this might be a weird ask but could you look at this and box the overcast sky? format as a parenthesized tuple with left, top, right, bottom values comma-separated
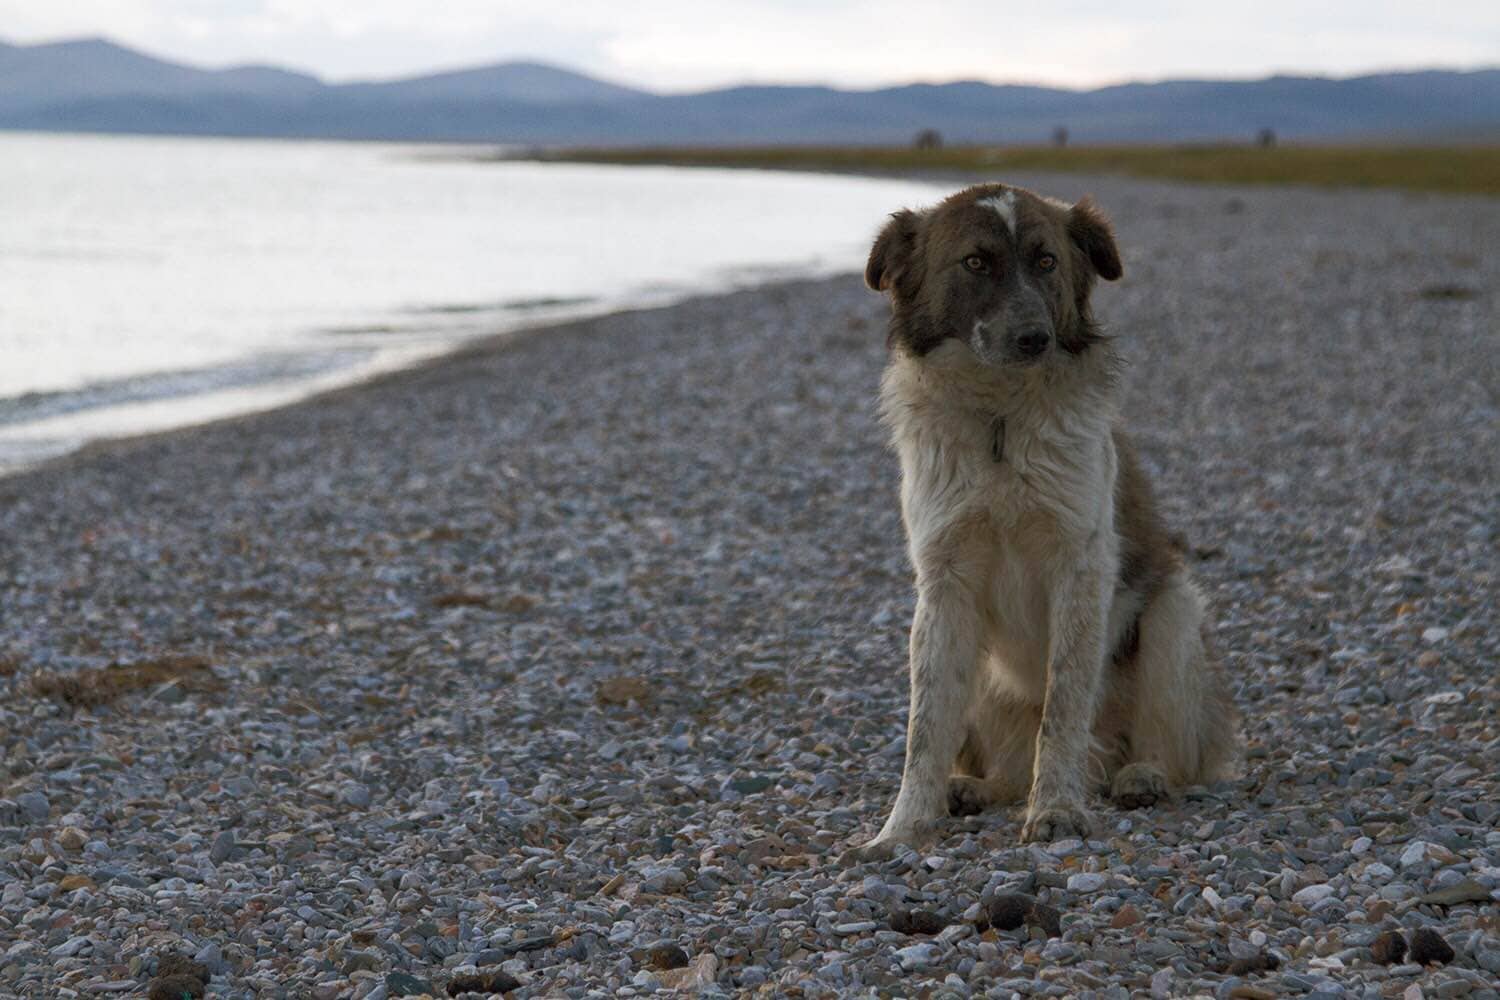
(3, 1, 1497, 91)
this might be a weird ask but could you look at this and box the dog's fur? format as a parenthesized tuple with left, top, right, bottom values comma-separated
(851, 183, 1238, 856)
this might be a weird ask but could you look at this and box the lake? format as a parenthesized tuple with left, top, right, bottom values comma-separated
(0, 132, 940, 472)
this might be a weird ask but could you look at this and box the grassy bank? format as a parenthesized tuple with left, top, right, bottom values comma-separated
(525, 144, 1500, 196)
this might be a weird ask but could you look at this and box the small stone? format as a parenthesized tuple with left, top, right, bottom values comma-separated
(58, 875, 94, 891)
(16, 791, 49, 822)
(1292, 884, 1335, 908)
(208, 829, 236, 864)
(833, 921, 878, 935)
(981, 893, 1031, 931)
(384, 972, 435, 997)
(656, 954, 718, 991)
(55, 826, 87, 851)
(341, 783, 373, 809)
(1409, 928, 1456, 966)
(1067, 873, 1107, 893)
(1229, 988, 1277, 1000)
(156, 954, 209, 983)
(1372, 930, 1408, 964)
(1110, 904, 1142, 928)
(645, 942, 689, 970)
(147, 975, 206, 1000)
(192, 942, 222, 975)
(1401, 841, 1435, 868)
(446, 969, 522, 995)
(1421, 880, 1491, 906)
(1028, 901, 1062, 938)
(895, 942, 939, 971)
(50, 936, 90, 958)
(890, 908, 948, 935)
(1225, 952, 1279, 976)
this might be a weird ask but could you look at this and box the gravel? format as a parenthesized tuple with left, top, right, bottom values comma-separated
(0, 172, 1497, 998)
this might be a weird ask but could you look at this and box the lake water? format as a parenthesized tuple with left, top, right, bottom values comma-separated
(0, 132, 940, 473)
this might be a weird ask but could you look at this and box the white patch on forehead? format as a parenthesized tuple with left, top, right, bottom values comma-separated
(978, 190, 1017, 232)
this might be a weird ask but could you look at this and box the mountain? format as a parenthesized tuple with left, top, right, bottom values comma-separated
(341, 60, 649, 104)
(0, 37, 321, 114)
(2, 35, 1497, 144)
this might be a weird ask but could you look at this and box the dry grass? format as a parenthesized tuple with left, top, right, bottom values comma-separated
(525, 144, 1500, 196)
(30, 655, 221, 708)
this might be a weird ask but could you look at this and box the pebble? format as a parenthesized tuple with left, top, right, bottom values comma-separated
(645, 942, 689, 969)
(16, 791, 49, 822)
(1, 179, 1497, 998)
(208, 829, 236, 864)
(341, 782, 373, 809)
(1372, 930, 1408, 964)
(896, 942, 940, 971)
(890, 908, 948, 935)
(1067, 873, 1108, 893)
(1409, 928, 1457, 966)
(1292, 884, 1335, 908)
(55, 826, 87, 851)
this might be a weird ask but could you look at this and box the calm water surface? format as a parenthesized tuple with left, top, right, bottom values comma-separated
(0, 132, 941, 471)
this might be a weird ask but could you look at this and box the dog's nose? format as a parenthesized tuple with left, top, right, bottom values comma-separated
(1014, 328, 1051, 357)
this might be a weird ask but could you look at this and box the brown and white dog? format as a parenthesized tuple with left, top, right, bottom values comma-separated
(851, 183, 1238, 858)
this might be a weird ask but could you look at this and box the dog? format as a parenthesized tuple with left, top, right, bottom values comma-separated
(850, 183, 1238, 858)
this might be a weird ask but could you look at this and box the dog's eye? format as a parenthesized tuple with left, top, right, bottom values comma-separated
(1036, 253, 1057, 273)
(963, 255, 988, 274)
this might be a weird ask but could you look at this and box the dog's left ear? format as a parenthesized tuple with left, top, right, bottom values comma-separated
(1067, 197, 1123, 281)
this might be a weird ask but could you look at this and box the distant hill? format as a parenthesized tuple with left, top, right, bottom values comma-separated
(0, 37, 322, 114)
(2, 35, 1497, 144)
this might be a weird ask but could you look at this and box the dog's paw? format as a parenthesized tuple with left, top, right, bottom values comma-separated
(840, 837, 900, 865)
(841, 816, 955, 864)
(1020, 801, 1093, 843)
(1111, 762, 1170, 810)
(947, 776, 992, 817)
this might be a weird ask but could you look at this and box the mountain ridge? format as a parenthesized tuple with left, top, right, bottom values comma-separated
(2, 35, 1497, 144)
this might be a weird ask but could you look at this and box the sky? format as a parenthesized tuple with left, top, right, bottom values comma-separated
(2, 1, 1497, 91)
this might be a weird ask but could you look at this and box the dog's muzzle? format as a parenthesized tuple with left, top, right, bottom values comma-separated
(971, 317, 1054, 365)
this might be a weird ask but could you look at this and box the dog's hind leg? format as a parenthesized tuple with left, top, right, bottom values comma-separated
(947, 698, 1040, 816)
(1112, 572, 1239, 807)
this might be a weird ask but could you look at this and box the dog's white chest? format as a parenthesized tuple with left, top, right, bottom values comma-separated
(896, 413, 1109, 556)
(890, 394, 1118, 703)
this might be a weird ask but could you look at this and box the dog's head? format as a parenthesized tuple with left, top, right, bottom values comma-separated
(865, 184, 1122, 366)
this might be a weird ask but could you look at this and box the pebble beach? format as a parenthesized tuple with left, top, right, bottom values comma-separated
(1, 171, 1497, 999)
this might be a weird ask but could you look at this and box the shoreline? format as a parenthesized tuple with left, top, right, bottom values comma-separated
(0, 281, 710, 482)
(1, 172, 1496, 997)
(0, 136, 943, 479)
(0, 279, 798, 485)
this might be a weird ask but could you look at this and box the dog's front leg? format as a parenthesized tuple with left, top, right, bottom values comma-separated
(1021, 565, 1109, 842)
(849, 575, 980, 861)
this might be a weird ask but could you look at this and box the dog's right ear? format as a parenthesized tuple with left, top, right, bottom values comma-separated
(865, 209, 921, 295)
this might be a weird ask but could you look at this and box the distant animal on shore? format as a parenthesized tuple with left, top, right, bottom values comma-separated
(849, 183, 1239, 858)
